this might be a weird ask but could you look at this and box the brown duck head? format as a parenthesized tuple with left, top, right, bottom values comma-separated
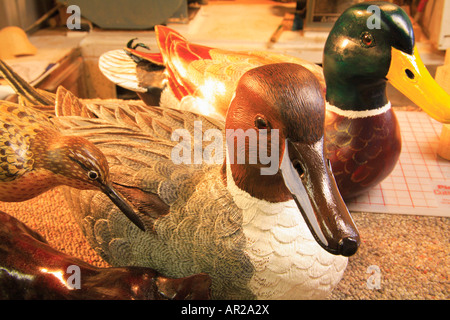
(224, 63, 360, 256)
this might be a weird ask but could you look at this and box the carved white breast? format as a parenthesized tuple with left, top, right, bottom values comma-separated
(225, 162, 348, 299)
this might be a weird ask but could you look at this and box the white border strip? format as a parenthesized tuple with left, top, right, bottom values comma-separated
(326, 101, 391, 119)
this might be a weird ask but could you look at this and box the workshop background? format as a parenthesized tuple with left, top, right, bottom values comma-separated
(0, 0, 448, 300)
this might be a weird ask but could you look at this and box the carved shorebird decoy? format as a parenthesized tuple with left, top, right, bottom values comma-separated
(0, 98, 145, 231)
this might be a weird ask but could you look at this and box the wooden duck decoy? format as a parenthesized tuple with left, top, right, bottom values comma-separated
(0, 210, 211, 299)
(99, 2, 450, 199)
(39, 63, 360, 299)
(0, 92, 145, 231)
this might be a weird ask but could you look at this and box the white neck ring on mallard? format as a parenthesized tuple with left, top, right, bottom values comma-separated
(326, 101, 392, 119)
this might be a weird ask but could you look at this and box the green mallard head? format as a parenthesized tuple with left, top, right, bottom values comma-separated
(323, 1, 450, 123)
(323, 2, 413, 110)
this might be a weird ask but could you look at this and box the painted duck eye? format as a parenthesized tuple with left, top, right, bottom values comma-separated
(88, 170, 99, 180)
(361, 32, 375, 47)
(255, 116, 269, 129)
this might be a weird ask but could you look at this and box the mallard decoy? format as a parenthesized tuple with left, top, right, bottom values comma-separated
(0, 98, 145, 231)
(0, 210, 211, 299)
(47, 63, 360, 299)
(99, 2, 450, 199)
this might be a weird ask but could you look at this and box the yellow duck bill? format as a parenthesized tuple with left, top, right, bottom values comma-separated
(280, 139, 360, 257)
(387, 46, 450, 124)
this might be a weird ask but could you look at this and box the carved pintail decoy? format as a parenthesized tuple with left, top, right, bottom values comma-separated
(0, 99, 145, 231)
(46, 63, 360, 299)
(99, 2, 450, 199)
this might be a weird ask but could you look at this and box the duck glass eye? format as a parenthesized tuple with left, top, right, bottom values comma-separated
(88, 170, 99, 180)
(361, 32, 375, 47)
(255, 116, 268, 129)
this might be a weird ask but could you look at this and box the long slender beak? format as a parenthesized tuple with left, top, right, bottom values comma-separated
(280, 139, 360, 256)
(387, 46, 450, 124)
(101, 183, 146, 231)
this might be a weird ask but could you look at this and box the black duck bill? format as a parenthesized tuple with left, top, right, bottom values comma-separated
(280, 138, 360, 257)
(100, 183, 146, 231)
